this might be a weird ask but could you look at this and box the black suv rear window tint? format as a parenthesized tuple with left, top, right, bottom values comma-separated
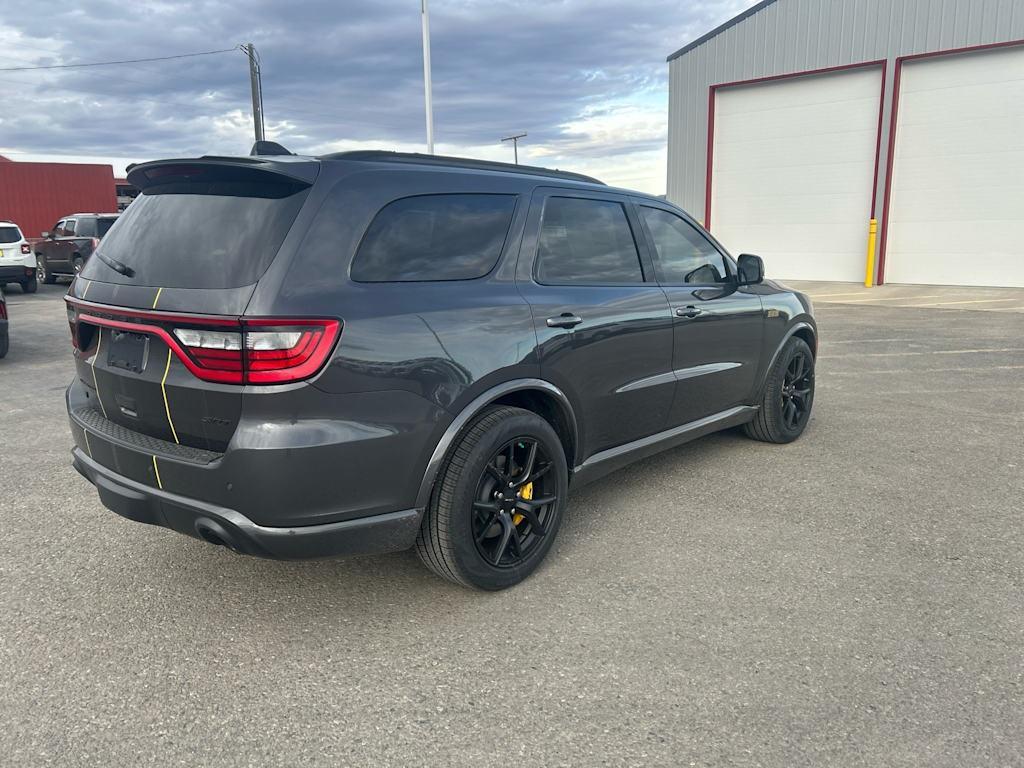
(535, 197, 644, 284)
(81, 186, 309, 289)
(352, 194, 517, 282)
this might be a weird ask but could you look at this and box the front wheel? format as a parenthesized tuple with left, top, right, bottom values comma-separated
(416, 406, 568, 590)
(744, 336, 816, 444)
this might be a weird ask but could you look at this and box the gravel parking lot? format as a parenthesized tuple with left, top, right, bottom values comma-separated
(2, 284, 1022, 767)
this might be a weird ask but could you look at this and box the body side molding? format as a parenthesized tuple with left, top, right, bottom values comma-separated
(615, 362, 742, 394)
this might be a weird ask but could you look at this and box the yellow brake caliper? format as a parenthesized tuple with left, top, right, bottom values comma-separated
(514, 482, 533, 526)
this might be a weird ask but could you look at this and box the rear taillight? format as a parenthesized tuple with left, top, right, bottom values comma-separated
(20, 243, 30, 255)
(66, 297, 341, 385)
(172, 319, 340, 384)
(0, 301, 7, 321)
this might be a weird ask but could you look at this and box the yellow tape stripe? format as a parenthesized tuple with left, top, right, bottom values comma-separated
(83, 429, 92, 459)
(152, 455, 163, 489)
(91, 330, 108, 418)
(152, 286, 163, 309)
(161, 347, 180, 444)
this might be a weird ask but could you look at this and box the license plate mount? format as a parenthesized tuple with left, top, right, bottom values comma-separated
(107, 330, 149, 374)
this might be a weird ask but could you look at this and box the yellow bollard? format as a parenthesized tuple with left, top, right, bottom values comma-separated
(864, 218, 878, 288)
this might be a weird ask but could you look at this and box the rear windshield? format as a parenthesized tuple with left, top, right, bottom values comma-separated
(81, 186, 309, 288)
(0, 226, 22, 243)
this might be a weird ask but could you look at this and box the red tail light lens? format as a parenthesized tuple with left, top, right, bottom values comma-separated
(21, 243, 31, 255)
(172, 321, 339, 383)
(65, 298, 341, 385)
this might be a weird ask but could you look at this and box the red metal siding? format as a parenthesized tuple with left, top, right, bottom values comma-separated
(0, 162, 118, 238)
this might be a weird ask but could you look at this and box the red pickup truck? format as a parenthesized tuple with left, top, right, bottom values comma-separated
(34, 213, 119, 283)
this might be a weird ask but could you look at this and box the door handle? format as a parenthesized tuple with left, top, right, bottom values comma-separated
(675, 306, 703, 319)
(546, 313, 583, 329)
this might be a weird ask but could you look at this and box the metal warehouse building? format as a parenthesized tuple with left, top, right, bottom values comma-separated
(666, 0, 1024, 287)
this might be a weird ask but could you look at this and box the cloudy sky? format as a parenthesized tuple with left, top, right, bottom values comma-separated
(0, 0, 757, 193)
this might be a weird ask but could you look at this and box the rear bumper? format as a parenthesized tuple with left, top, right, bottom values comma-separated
(72, 447, 422, 559)
(0, 263, 35, 281)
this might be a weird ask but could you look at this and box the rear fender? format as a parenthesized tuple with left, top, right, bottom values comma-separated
(414, 379, 578, 509)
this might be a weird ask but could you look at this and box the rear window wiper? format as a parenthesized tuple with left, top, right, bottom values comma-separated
(96, 251, 135, 278)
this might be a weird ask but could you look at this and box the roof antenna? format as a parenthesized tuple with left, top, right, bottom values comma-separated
(251, 140, 293, 156)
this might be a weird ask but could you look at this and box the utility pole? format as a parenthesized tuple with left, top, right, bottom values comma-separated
(421, 0, 435, 154)
(243, 42, 265, 142)
(501, 132, 527, 164)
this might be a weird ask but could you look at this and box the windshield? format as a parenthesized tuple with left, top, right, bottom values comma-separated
(81, 186, 309, 288)
(0, 226, 22, 244)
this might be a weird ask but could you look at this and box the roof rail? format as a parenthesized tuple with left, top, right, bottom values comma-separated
(324, 150, 605, 185)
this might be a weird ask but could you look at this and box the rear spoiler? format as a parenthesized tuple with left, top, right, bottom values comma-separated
(126, 156, 319, 193)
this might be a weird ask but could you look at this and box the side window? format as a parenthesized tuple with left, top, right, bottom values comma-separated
(351, 194, 517, 282)
(53, 220, 65, 236)
(63, 219, 77, 236)
(76, 219, 96, 237)
(535, 197, 644, 284)
(641, 207, 730, 285)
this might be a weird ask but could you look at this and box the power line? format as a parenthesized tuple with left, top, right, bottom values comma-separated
(0, 47, 241, 72)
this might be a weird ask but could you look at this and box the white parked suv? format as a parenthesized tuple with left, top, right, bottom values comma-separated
(0, 221, 37, 293)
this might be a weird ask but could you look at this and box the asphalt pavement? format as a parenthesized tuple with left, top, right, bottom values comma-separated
(1, 283, 1022, 767)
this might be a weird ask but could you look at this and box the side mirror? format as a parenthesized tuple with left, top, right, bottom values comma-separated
(737, 253, 764, 285)
(41, 231, 51, 239)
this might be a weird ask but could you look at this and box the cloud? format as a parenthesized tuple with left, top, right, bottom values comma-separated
(0, 1, 759, 194)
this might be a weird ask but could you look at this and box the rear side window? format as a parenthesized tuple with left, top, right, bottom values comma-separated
(0, 226, 21, 243)
(97, 218, 117, 238)
(82, 185, 309, 289)
(76, 219, 96, 237)
(535, 197, 644, 284)
(352, 194, 516, 282)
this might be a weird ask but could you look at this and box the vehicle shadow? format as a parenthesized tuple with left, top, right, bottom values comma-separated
(124, 427, 761, 634)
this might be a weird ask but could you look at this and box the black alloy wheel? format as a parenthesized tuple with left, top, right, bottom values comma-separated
(780, 348, 813, 431)
(416, 405, 568, 590)
(744, 336, 815, 444)
(472, 438, 557, 568)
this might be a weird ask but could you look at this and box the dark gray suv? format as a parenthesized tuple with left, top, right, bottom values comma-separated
(65, 147, 817, 590)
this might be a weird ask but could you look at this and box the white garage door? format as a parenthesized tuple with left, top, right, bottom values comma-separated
(885, 45, 1024, 288)
(710, 67, 882, 282)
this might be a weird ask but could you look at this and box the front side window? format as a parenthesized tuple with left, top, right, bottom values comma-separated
(535, 197, 644, 284)
(63, 219, 77, 236)
(52, 220, 65, 236)
(351, 194, 517, 282)
(641, 207, 730, 284)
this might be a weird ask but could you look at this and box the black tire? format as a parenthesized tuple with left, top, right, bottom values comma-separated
(38, 258, 56, 285)
(21, 276, 37, 294)
(0, 329, 8, 359)
(744, 337, 815, 444)
(415, 405, 568, 590)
